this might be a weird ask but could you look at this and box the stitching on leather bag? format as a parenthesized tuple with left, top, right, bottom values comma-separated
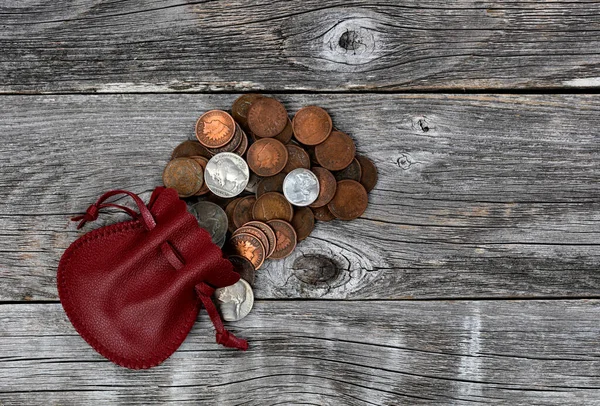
(58, 218, 200, 369)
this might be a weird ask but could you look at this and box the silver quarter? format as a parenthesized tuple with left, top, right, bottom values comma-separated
(189, 201, 228, 248)
(214, 278, 254, 321)
(205, 152, 249, 198)
(283, 168, 320, 206)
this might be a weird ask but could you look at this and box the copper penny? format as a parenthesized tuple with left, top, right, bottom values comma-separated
(309, 167, 337, 208)
(292, 106, 332, 146)
(334, 157, 362, 182)
(195, 110, 236, 148)
(232, 195, 256, 229)
(256, 173, 286, 197)
(232, 128, 249, 156)
(291, 206, 315, 242)
(314, 130, 356, 171)
(356, 155, 378, 192)
(229, 233, 266, 269)
(243, 220, 277, 258)
(282, 144, 311, 174)
(233, 225, 270, 257)
(267, 220, 297, 259)
(225, 197, 243, 233)
(311, 205, 336, 222)
(253, 192, 294, 222)
(246, 138, 289, 177)
(327, 180, 368, 220)
(162, 157, 203, 198)
(228, 255, 256, 286)
(272, 117, 293, 144)
(206, 123, 243, 155)
(171, 140, 211, 160)
(247, 97, 288, 138)
(190, 156, 210, 196)
(231, 94, 263, 130)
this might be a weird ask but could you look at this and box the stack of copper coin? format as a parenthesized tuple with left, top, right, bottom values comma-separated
(163, 95, 377, 320)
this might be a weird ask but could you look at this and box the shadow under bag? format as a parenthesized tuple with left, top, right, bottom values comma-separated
(57, 186, 247, 370)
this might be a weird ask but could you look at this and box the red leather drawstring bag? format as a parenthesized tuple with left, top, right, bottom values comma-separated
(57, 186, 247, 370)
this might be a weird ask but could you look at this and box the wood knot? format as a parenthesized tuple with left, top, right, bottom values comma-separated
(292, 254, 340, 285)
(397, 153, 413, 170)
(282, 10, 385, 73)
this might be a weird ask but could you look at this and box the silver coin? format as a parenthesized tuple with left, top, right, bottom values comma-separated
(204, 152, 249, 198)
(244, 172, 262, 194)
(214, 278, 254, 321)
(283, 168, 320, 206)
(189, 201, 228, 247)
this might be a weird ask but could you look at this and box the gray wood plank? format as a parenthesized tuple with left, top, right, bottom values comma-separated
(1, 300, 600, 405)
(0, 93, 599, 301)
(1, 1, 600, 92)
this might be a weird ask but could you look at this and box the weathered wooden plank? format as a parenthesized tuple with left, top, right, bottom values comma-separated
(1, 1, 600, 92)
(1, 300, 600, 405)
(0, 93, 599, 301)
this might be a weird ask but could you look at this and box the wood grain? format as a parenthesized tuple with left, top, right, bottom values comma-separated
(0, 93, 598, 301)
(1, 300, 599, 405)
(1, 1, 600, 92)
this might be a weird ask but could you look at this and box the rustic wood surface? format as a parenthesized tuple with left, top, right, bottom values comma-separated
(1, 0, 600, 404)
(2, 300, 600, 405)
(1, 1, 600, 92)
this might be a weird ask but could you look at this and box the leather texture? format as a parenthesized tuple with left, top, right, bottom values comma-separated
(58, 187, 247, 370)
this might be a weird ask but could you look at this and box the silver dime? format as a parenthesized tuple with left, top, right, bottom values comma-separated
(189, 201, 228, 248)
(205, 152, 249, 198)
(283, 168, 320, 206)
(214, 278, 254, 322)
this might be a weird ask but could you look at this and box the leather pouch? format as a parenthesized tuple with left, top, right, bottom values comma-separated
(57, 187, 247, 370)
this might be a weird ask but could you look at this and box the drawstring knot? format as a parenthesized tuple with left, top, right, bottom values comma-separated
(196, 282, 248, 351)
(71, 204, 100, 229)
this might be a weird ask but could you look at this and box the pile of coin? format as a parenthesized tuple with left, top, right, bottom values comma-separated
(162, 94, 377, 321)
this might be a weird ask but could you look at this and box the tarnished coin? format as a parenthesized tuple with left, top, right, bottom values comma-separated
(225, 197, 243, 233)
(162, 157, 204, 198)
(231, 94, 263, 130)
(253, 192, 294, 222)
(292, 106, 332, 146)
(171, 140, 211, 160)
(243, 221, 277, 258)
(328, 180, 368, 220)
(291, 206, 315, 242)
(205, 152, 249, 198)
(334, 157, 362, 182)
(246, 138, 289, 177)
(282, 144, 311, 174)
(273, 117, 293, 144)
(206, 123, 243, 155)
(356, 155, 378, 192)
(267, 220, 297, 259)
(228, 255, 256, 286)
(233, 225, 270, 257)
(312, 205, 336, 222)
(189, 201, 228, 248)
(247, 97, 288, 138)
(256, 173, 286, 197)
(190, 156, 210, 196)
(309, 167, 337, 208)
(283, 168, 320, 207)
(232, 128, 249, 156)
(233, 195, 256, 229)
(195, 110, 236, 148)
(229, 233, 266, 269)
(214, 278, 254, 322)
(315, 130, 356, 171)
(245, 173, 262, 194)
